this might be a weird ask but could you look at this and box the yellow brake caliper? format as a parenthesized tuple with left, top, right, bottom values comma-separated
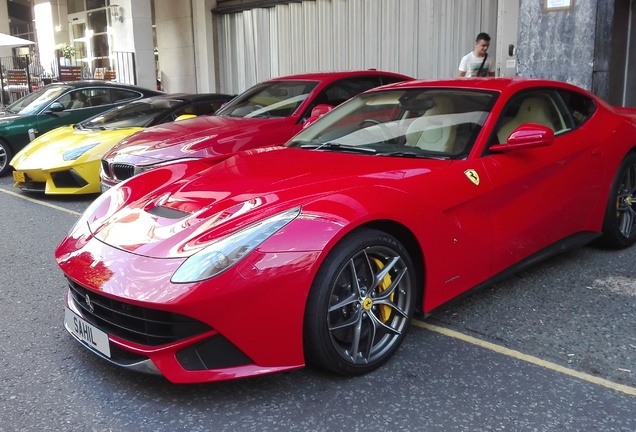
(371, 258, 394, 322)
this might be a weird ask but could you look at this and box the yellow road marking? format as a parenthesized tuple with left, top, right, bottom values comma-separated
(413, 320, 636, 397)
(0, 187, 82, 216)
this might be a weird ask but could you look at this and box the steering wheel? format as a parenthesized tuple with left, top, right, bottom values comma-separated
(250, 104, 270, 118)
(359, 119, 393, 143)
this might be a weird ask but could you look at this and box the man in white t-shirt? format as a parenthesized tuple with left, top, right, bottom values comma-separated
(457, 33, 494, 77)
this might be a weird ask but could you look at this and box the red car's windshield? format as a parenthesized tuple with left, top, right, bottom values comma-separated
(215, 80, 318, 118)
(289, 88, 498, 159)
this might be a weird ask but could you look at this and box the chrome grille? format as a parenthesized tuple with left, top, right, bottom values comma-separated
(111, 163, 136, 181)
(67, 278, 212, 346)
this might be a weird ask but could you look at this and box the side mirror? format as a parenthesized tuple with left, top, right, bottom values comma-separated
(303, 104, 335, 129)
(48, 102, 65, 113)
(490, 123, 554, 152)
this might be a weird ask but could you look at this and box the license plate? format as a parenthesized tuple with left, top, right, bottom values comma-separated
(12, 171, 25, 183)
(64, 308, 111, 358)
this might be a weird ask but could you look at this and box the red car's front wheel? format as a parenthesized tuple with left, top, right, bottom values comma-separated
(303, 228, 416, 375)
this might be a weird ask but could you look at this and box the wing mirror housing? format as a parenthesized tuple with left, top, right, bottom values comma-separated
(47, 102, 65, 113)
(303, 104, 335, 129)
(490, 123, 554, 152)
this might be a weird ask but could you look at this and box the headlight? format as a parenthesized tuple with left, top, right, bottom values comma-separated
(63, 143, 99, 161)
(133, 158, 199, 176)
(171, 206, 301, 283)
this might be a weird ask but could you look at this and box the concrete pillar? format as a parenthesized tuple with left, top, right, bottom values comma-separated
(155, 0, 196, 93)
(109, 0, 155, 90)
(0, 0, 11, 57)
(192, 0, 219, 92)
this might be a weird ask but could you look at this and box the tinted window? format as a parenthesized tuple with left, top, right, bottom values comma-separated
(80, 99, 183, 128)
(111, 89, 142, 103)
(558, 90, 596, 127)
(182, 100, 227, 116)
(56, 89, 91, 110)
(380, 75, 409, 86)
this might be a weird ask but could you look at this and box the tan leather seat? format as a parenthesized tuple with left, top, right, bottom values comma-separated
(405, 96, 456, 152)
(497, 97, 555, 143)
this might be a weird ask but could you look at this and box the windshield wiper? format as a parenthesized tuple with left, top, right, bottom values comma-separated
(379, 150, 449, 159)
(299, 142, 377, 154)
(377, 150, 427, 158)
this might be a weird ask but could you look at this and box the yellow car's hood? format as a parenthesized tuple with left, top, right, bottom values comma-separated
(11, 125, 143, 170)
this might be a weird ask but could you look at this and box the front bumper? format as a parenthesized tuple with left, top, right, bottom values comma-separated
(57, 232, 316, 383)
(13, 160, 101, 195)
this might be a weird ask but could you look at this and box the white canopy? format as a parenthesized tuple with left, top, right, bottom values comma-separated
(0, 33, 35, 48)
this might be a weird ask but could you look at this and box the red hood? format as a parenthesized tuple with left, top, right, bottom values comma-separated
(103, 115, 301, 166)
(80, 147, 451, 259)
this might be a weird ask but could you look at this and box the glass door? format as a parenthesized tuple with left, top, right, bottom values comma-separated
(68, 14, 87, 73)
(68, 6, 112, 79)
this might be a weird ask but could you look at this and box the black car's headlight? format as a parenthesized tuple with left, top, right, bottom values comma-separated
(171, 206, 301, 283)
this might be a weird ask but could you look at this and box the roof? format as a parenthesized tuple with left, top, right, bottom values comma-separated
(381, 77, 594, 97)
(153, 92, 236, 102)
(269, 69, 413, 82)
(45, 80, 164, 95)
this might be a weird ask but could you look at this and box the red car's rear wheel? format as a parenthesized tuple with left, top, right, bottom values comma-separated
(599, 152, 636, 248)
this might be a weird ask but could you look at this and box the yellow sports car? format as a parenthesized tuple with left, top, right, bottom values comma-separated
(10, 92, 234, 194)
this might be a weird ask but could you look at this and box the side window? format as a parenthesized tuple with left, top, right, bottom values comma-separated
(57, 90, 95, 110)
(185, 100, 225, 116)
(111, 89, 142, 103)
(83, 89, 110, 108)
(379, 75, 408, 86)
(302, 77, 382, 119)
(494, 91, 566, 144)
(557, 90, 596, 128)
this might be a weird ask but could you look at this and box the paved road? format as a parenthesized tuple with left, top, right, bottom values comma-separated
(0, 176, 635, 431)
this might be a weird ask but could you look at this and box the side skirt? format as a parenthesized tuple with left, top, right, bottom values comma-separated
(419, 231, 602, 318)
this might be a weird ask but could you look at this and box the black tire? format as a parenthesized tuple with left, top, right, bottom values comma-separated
(598, 152, 636, 248)
(0, 139, 12, 177)
(303, 228, 416, 375)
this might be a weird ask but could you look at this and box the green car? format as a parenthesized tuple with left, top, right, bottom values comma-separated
(0, 81, 162, 176)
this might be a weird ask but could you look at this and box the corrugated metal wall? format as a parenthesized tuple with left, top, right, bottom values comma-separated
(216, 0, 498, 94)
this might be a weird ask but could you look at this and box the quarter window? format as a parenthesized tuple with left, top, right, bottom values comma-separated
(557, 90, 596, 127)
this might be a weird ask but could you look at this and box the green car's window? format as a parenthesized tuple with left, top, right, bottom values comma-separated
(111, 89, 143, 103)
(5, 86, 69, 115)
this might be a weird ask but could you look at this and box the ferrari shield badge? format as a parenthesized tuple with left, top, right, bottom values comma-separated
(464, 169, 480, 185)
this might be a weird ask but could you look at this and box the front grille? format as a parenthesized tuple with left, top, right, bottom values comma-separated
(111, 163, 136, 181)
(100, 160, 109, 176)
(51, 169, 88, 188)
(18, 181, 45, 192)
(67, 278, 212, 346)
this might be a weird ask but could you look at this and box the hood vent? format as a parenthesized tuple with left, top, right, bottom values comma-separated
(147, 206, 191, 219)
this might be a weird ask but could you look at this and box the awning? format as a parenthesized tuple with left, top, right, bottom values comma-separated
(0, 33, 35, 48)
